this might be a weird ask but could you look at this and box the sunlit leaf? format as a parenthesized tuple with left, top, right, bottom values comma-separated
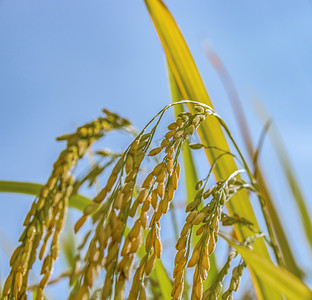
(222, 234, 312, 300)
(0, 181, 90, 211)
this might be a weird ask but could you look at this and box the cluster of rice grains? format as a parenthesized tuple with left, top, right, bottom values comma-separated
(4, 102, 253, 300)
(70, 103, 211, 300)
(172, 167, 249, 300)
(2, 110, 131, 300)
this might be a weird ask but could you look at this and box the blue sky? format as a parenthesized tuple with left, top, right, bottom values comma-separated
(0, 0, 312, 294)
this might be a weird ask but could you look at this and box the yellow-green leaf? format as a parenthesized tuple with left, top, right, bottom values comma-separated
(154, 260, 172, 300)
(0, 180, 90, 211)
(222, 234, 312, 300)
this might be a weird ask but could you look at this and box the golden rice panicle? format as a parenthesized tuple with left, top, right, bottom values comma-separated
(114, 273, 127, 300)
(72, 134, 149, 299)
(73, 207, 123, 299)
(171, 222, 192, 299)
(38, 185, 70, 293)
(127, 255, 148, 300)
(75, 133, 145, 236)
(4, 109, 131, 299)
(172, 181, 223, 300)
(172, 188, 208, 300)
(202, 251, 236, 300)
(221, 262, 246, 300)
(127, 221, 161, 299)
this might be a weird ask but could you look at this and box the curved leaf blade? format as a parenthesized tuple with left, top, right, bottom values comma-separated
(222, 234, 312, 300)
(0, 180, 90, 211)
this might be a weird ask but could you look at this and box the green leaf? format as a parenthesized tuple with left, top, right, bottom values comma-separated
(154, 260, 172, 300)
(0, 180, 90, 211)
(222, 234, 312, 300)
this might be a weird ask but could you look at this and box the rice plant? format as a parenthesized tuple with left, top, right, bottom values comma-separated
(1, 1, 311, 299)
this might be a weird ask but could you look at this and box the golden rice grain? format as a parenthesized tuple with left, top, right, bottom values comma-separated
(187, 248, 200, 268)
(166, 159, 174, 174)
(156, 168, 167, 182)
(176, 118, 184, 128)
(152, 163, 164, 176)
(85, 264, 97, 286)
(167, 122, 178, 130)
(176, 236, 188, 251)
(165, 130, 175, 139)
(142, 196, 151, 212)
(192, 211, 206, 225)
(193, 277, 203, 299)
(139, 287, 147, 300)
(106, 173, 117, 192)
(129, 138, 140, 155)
(173, 130, 184, 140)
(161, 196, 170, 214)
(208, 235, 216, 255)
(180, 224, 191, 237)
(154, 236, 163, 258)
(161, 138, 170, 148)
(140, 211, 148, 229)
(129, 236, 142, 253)
(151, 190, 158, 210)
(156, 182, 165, 198)
(129, 220, 141, 240)
(137, 189, 149, 204)
(2, 273, 13, 296)
(148, 147, 163, 156)
(186, 211, 197, 223)
(145, 252, 156, 275)
(125, 154, 134, 174)
(171, 170, 178, 190)
(142, 173, 154, 189)
(174, 249, 186, 265)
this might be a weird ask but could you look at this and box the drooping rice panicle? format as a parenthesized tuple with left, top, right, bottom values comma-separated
(221, 261, 246, 300)
(126, 105, 210, 299)
(2, 110, 131, 299)
(3, 101, 279, 300)
(172, 166, 253, 300)
(202, 251, 237, 300)
(68, 103, 210, 299)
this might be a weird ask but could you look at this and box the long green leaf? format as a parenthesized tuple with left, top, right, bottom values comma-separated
(154, 260, 172, 300)
(144, 1, 281, 298)
(222, 234, 312, 300)
(0, 180, 90, 211)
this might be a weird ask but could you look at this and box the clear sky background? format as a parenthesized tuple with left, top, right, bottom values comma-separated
(0, 0, 312, 295)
